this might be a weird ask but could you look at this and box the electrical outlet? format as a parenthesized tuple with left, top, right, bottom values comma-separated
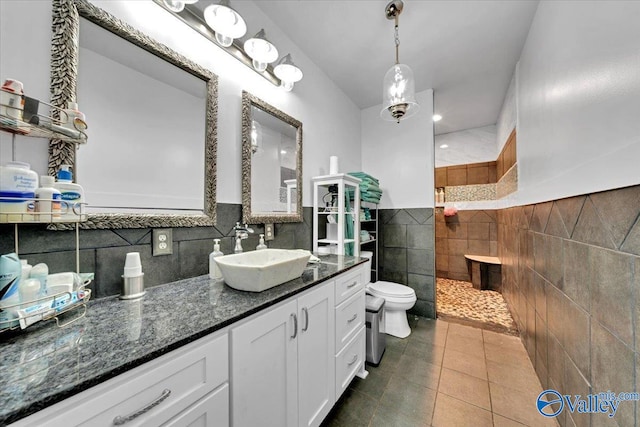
(152, 228, 173, 256)
(264, 223, 275, 241)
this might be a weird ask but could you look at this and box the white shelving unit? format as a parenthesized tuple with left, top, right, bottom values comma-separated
(312, 174, 361, 257)
(359, 201, 378, 282)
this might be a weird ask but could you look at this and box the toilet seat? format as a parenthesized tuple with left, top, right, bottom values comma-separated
(367, 281, 416, 299)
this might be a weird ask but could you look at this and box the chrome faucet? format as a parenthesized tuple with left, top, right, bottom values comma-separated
(234, 222, 254, 253)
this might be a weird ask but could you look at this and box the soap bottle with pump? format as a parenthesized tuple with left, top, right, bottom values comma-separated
(209, 239, 223, 280)
(53, 165, 84, 221)
(256, 234, 267, 250)
(35, 176, 62, 221)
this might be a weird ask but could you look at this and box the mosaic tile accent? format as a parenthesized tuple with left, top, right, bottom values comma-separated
(436, 278, 517, 335)
(445, 184, 497, 202)
(496, 164, 518, 199)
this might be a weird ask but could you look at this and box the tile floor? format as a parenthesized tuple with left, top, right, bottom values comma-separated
(322, 317, 559, 427)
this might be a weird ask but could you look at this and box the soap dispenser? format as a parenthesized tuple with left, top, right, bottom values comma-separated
(256, 234, 267, 250)
(209, 239, 223, 280)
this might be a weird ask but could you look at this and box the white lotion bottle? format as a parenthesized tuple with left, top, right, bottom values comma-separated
(54, 165, 84, 221)
(209, 239, 223, 280)
(35, 176, 62, 221)
(256, 234, 267, 250)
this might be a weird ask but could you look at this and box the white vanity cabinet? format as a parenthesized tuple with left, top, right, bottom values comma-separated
(11, 331, 230, 427)
(231, 281, 335, 427)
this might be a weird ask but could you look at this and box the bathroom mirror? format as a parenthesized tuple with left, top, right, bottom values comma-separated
(49, 0, 217, 229)
(241, 91, 302, 224)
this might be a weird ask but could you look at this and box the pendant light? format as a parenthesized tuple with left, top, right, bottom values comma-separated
(203, 0, 247, 48)
(244, 29, 279, 72)
(380, 0, 419, 123)
(162, 0, 198, 13)
(274, 54, 303, 91)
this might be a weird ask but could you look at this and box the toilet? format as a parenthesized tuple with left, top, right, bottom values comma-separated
(366, 281, 416, 338)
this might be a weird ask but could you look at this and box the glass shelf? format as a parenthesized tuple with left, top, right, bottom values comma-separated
(317, 238, 355, 244)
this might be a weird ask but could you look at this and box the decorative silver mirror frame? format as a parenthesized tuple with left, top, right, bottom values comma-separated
(49, 0, 217, 229)
(241, 91, 303, 224)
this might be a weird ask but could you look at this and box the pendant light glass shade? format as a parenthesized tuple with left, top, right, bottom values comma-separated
(274, 54, 303, 91)
(381, 63, 419, 122)
(244, 29, 279, 72)
(204, 0, 247, 48)
(163, 0, 197, 13)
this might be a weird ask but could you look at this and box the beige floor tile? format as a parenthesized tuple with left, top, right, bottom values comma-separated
(431, 393, 493, 427)
(404, 340, 446, 366)
(447, 322, 484, 342)
(490, 382, 558, 426)
(492, 414, 528, 427)
(438, 367, 491, 410)
(395, 354, 442, 390)
(378, 375, 437, 425)
(442, 347, 488, 380)
(486, 359, 541, 394)
(411, 320, 449, 346)
(446, 332, 486, 355)
(484, 341, 531, 368)
(483, 329, 523, 346)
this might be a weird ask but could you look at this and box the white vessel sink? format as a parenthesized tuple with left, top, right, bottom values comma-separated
(215, 249, 311, 292)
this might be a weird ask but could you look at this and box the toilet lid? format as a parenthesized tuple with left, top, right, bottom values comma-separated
(367, 281, 415, 298)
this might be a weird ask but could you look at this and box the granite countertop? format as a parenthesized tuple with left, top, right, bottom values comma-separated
(0, 255, 366, 425)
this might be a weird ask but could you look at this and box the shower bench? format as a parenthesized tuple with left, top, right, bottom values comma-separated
(464, 255, 502, 291)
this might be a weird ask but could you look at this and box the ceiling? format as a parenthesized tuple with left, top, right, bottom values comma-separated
(253, 0, 539, 135)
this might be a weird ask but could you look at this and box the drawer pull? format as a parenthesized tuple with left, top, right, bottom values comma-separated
(302, 307, 309, 332)
(113, 388, 171, 425)
(347, 280, 359, 289)
(291, 313, 298, 339)
(347, 354, 358, 366)
(347, 313, 358, 323)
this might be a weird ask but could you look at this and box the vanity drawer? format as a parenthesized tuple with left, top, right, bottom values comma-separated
(14, 332, 229, 427)
(335, 268, 364, 305)
(335, 326, 365, 399)
(335, 291, 365, 351)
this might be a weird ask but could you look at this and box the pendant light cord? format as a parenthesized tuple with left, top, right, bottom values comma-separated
(394, 16, 400, 64)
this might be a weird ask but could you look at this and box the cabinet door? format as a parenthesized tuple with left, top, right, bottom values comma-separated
(161, 383, 229, 427)
(231, 299, 298, 427)
(297, 283, 335, 427)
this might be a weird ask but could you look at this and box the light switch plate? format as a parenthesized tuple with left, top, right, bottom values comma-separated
(152, 228, 173, 256)
(264, 224, 275, 241)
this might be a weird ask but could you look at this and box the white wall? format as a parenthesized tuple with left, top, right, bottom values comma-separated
(361, 89, 434, 209)
(0, 0, 361, 207)
(514, 0, 640, 205)
(496, 72, 516, 151)
(434, 125, 497, 168)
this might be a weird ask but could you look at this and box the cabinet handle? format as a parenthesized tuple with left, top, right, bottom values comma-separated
(347, 313, 358, 323)
(347, 354, 358, 366)
(347, 280, 358, 288)
(113, 389, 171, 425)
(302, 307, 309, 332)
(291, 313, 298, 339)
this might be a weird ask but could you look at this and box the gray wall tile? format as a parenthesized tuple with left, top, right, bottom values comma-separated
(589, 246, 634, 347)
(407, 249, 434, 276)
(407, 224, 433, 249)
(564, 357, 591, 427)
(555, 195, 586, 238)
(408, 273, 435, 302)
(563, 240, 591, 312)
(545, 203, 570, 239)
(383, 224, 407, 248)
(621, 220, 640, 255)
(383, 247, 407, 273)
(530, 201, 552, 232)
(572, 197, 616, 250)
(590, 185, 640, 248)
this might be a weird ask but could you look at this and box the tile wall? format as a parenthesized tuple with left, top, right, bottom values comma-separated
(379, 208, 436, 318)
(498, 184, 640, 427)
(435, 210, 498, 283)
(0, 204, 313, 299)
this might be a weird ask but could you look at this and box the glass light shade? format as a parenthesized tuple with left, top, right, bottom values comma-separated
(274, 54, 303, 84)
(163, 0, 197, 13)
(204, 2, 247, 47)
(280, 81, 294, 92)
(244, 30, 279, 65)
(380, 63, 419, 122)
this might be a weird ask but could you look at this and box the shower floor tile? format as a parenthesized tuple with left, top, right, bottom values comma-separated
(436, 278, 517, 335)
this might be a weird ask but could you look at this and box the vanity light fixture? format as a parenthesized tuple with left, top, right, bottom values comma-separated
(203, 0, 246, 48)
(433, 114, 442, 122)
(244, 29, 279, 72)
(439, 144, 449, 149)
(380, 0, 419, 123)
(274, 54, 303, 91)
(162, 0, 198, 13)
